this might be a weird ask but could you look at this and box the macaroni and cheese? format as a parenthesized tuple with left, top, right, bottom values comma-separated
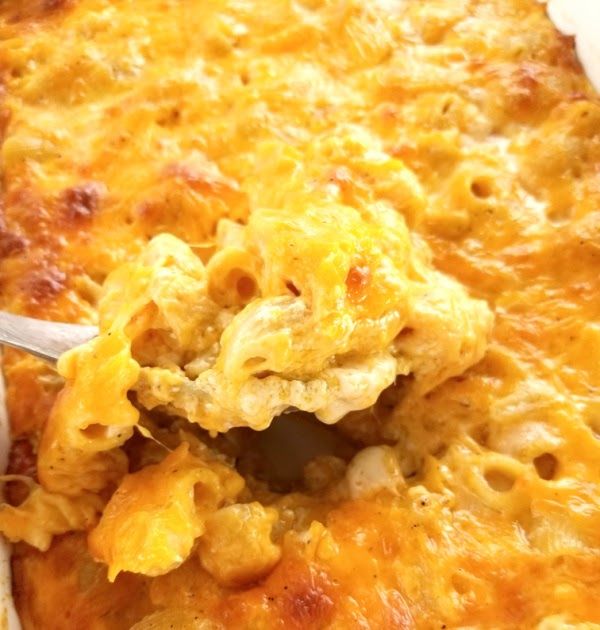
(0, 0, 599, 628)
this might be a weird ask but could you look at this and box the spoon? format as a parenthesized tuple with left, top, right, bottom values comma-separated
(0, 311, 98, 363)
(0, 312, 353, 484)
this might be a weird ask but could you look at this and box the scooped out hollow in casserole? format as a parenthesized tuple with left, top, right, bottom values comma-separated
(1, 0, 600, 628)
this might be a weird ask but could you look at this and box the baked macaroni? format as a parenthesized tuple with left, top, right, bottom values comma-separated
(0, 0, 599, 628)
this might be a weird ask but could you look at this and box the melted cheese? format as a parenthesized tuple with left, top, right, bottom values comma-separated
(88, 444, 244, 580)
(0, 0, 599, 628)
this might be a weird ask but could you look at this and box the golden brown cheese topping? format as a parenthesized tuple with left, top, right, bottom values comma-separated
(1, 0, 600, 628)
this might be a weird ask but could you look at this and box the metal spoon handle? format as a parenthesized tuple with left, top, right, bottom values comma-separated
(0, 311, 98, 362)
